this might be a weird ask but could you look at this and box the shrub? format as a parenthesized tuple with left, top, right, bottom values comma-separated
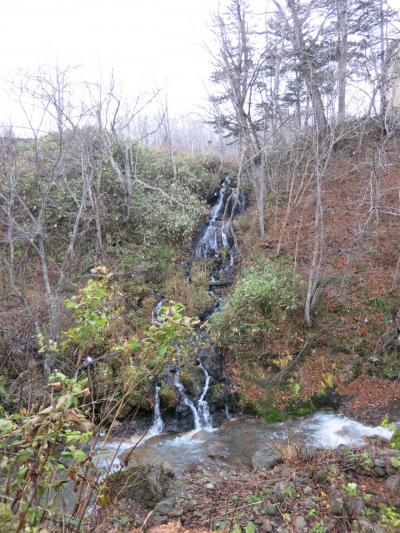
(212, 258, 302, 356)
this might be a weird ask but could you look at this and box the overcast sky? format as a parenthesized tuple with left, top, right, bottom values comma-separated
(1, 0, 400, 127)
(0, 0, 222, 120)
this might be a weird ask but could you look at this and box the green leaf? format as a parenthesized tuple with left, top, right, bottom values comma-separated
(129, 339, 140, 350)
(245, 522, 256, 533)
(72, 449, 86, 461)
(0, 419, 14, 433)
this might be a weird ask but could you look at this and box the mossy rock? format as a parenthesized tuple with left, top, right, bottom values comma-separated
(208, 383, 230, 409)
(159, 383, 180, 410)
(119, 392, 153, 419)
(243, 396, 288, 422)
(180, 366, 205, 397)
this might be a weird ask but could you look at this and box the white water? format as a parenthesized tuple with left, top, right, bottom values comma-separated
(151, 298, 165, 324)
(304, 412, 393, 448)
(147, 385, 164, 438)
(195, 177, 230, 258)
(97, 412, 394, 474)
(174, 371, 202, 431)
(197, 361, 213, 430)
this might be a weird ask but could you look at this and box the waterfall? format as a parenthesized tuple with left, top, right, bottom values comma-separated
(147, 385, 164, 438)
(174, 371, 202, 431)
(151, 298, 165, 324)
(197, 361, 213, 430)
(195, 177, 230, 258)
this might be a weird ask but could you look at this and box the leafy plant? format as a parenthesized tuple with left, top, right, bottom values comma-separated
(211, 258, 302, 355)
(0, 373, 94, 530)
(343, 482, 358, 496)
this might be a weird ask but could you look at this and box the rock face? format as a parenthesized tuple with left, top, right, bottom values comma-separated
(252, 448, 283, 471)
(107, 463, 174, 508)
(179, 366, 205, 397)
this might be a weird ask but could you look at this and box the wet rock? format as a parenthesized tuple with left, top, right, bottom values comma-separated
(252, 448, 283, 471)
(207, 383, 230, 411)
(107, 463, 174, 508)
(180, 366, 205, 397)
(159, 384, 179, 412)
(374, 459, 386, 468)
(328, 495, 344, 515)
(374, 467, 386, 477)
(346, 496, 366, 517)
(386, 474, 400, 494)
(294, 515, 307, 530)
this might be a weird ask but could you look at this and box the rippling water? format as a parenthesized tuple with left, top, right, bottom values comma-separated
(96, 411, 392, 474)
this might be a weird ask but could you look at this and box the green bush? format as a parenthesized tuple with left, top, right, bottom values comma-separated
(212, 258, 302, 356)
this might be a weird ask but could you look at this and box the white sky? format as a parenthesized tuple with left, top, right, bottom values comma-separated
(0, 0, 399, 128)
(0, 0, 221, 120)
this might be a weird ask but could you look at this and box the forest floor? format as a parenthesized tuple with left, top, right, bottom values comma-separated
(104, 439, 400, 532)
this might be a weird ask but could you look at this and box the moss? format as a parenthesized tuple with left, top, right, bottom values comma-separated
(180, 366, 205, 397)
(159, 383, 179, 410)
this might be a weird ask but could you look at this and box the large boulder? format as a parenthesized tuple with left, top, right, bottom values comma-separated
(252, 447, 283, 471)
(180, 366, 205, 397)
(107, 463, 174, 508)
(159, 383, 180, 412)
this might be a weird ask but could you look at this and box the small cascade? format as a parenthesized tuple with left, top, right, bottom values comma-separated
(197, 361, 213, 430)
(147, 385, 164, 438)
(224, 403, 232, 420)
(195, 177, 230, 258)
(151, 298, 165, 324)
(174, 371, 202, 431)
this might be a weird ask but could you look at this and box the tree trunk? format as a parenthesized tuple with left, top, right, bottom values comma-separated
(337, 0, 348, 121)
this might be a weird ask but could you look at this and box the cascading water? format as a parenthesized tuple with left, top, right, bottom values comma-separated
(147, 385, 164, 438)
(197, 361, 213, 430)
(151, 298, 165, 324)
(195, 177, 231, 259)
(147, 176, 244, 433)
(174, 371, 202, 431)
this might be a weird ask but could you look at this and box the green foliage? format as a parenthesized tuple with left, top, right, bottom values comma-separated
(382, 415, 399, 449)
(140, 302, 200, 368)
(63, 266, 112, 352)
(0, 373, 93, 530)
(379, 505, 400, 528)
(212, 258, 302, 356)
(343, 482, 358, 496)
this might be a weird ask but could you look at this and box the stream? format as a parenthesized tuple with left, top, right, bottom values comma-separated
(96, 412, 392, 475)
(95, 177, 394, 479)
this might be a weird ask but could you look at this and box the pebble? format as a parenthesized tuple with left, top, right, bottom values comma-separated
(374, 459, 386, 468)
(170, 508, 184, 517)
(305, 497, 314, 509)
(346, 496, 366, 517)
(205, 482, 215, 490)
(328, 495, 344, 515)
(294, 515, 307, 530)
(303, 485, 313, 495)
(264, 503, 277, 516)
(374, 467, 386, 477)
(260, 518, 274, 532)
